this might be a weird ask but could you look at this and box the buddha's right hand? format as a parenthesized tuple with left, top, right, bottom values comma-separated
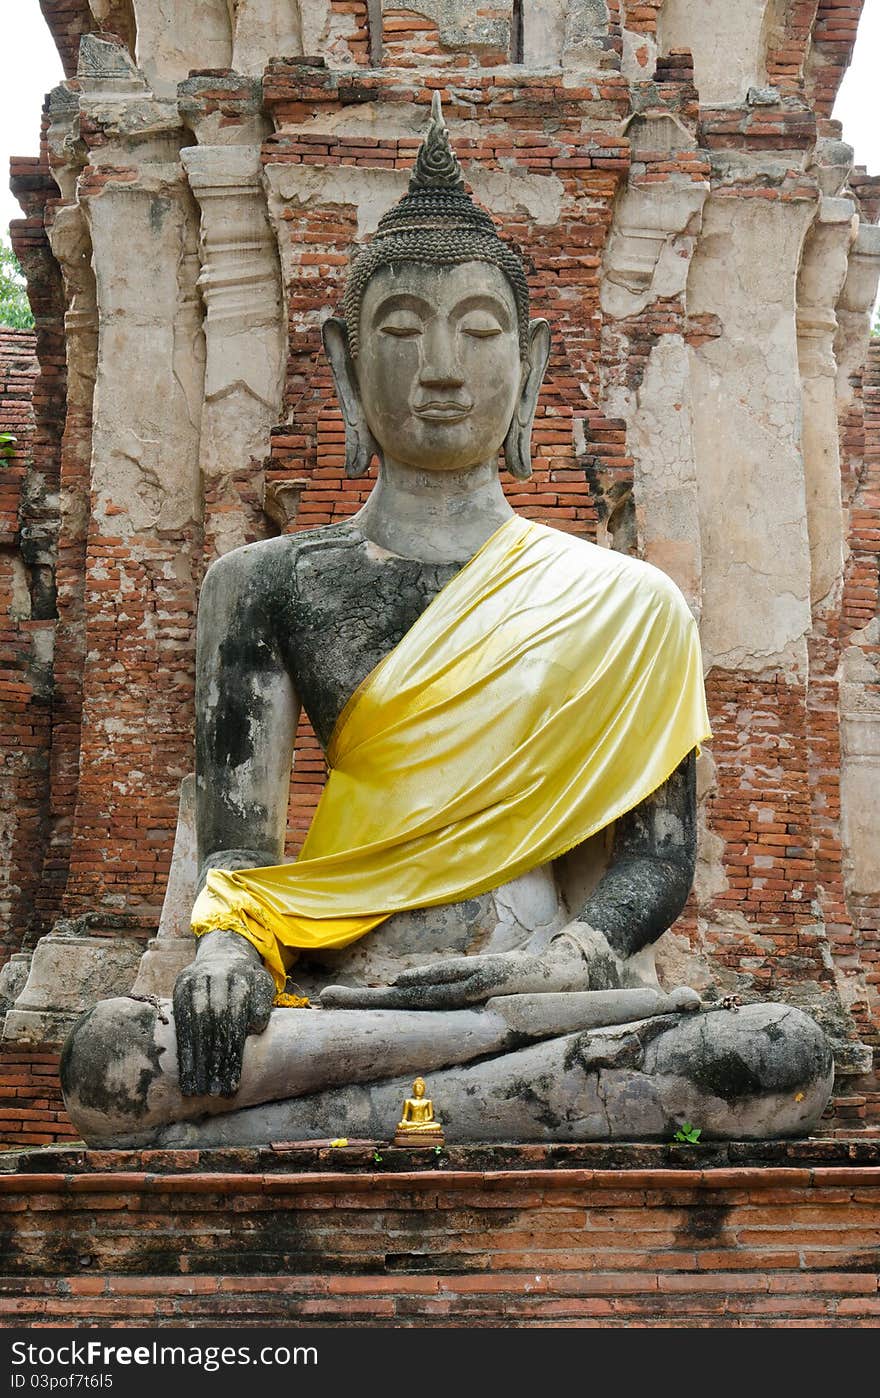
(172, 929, 275, 1098)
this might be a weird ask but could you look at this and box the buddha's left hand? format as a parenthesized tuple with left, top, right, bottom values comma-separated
(389, 940, 589, 1009)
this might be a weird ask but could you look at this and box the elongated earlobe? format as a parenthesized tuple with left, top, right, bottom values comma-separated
(322, 317, 380, 478)
(504, 319, 551, 480)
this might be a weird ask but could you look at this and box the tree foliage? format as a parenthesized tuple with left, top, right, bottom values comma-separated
(0, 238, 35, 330)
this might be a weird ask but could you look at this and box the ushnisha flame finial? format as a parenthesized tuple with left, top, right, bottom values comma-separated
(409, 93, 465, 193)
(370, 93, 498, 245)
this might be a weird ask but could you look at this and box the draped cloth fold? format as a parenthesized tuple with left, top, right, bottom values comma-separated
(191, 515, 712, 990)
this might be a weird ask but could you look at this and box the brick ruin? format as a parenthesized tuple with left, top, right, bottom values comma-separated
(1, 1, 879, 1149)
(2, 1142, 880, 1326)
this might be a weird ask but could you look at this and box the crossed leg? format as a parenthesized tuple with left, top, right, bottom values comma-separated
(60, 993, 832, 1148)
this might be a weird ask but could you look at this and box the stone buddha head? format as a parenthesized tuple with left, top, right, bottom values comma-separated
(323, 94, 551, 481)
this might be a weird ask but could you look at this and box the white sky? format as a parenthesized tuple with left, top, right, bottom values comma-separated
(0, 0, 878, 237)
(0, 0, 64, 236)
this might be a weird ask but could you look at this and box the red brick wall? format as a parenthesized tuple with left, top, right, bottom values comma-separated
(0, 328, 50, 965)
(0, 4, 876, 1148)
(0, 1050, 76, 1148)
(766, 0, 821, 95)
(381, 7, 512, 67)
(622, 1, 664, 37)
(4, 139, 72, 957)
(0, 1155, 877, 1325)
(806, 0, 866, 117)
(37, 0, 93, 78)
(0, 337, 77, 1155)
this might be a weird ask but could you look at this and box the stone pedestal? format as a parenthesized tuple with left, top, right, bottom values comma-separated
(2, 931, 143, 1049)
(0, 953, 33, 1015)
(0, 1143, 878, 1325)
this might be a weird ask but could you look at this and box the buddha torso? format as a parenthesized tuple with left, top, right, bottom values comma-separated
(280, 519, 460, 747)
(243, 518, 588, 992)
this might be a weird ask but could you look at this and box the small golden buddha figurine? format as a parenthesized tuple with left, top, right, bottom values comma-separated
(394, 1076, 445, 1147)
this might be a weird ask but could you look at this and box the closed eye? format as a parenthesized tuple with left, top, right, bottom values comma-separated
(460, 319, 503, 338)
(379, 321, 422, 337)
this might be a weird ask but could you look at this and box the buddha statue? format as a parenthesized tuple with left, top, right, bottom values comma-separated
(60, 97, 833, 1148)
(395, 1077, 444, 1146)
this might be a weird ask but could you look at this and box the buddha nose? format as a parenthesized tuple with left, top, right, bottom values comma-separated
(419, 320, 465, 388)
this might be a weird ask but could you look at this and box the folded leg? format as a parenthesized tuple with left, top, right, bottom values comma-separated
(142, 1003, 832, 1148)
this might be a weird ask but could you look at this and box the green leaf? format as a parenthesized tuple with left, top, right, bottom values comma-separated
(672, 1121, 702, 1144)
(0, 239, 34, 330)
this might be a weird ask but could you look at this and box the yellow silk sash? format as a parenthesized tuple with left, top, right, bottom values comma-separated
(190, 515, 712, 990)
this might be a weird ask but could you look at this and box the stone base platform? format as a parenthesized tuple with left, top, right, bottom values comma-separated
(1, 1142, 879, 1327)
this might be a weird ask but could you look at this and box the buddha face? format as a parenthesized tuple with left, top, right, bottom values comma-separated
(413, 1078, 426, 1098)
(355, 261, 523, 473)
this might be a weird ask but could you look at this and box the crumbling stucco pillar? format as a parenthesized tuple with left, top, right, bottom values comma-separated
(686, 193, 816, 676)
(4, 41, 206, 1050)
(130, 0, 232, 97)
(42, 94, 101, 963)
(229, 0, 305, 73)
(600, 111, 709, 614)
(835, 223, 880, 411)
(837, 224, 880, 913)
(181, 143, 286, 561)
(796, 194, 858, 612)
(658, 0, 776, 105)
(521, 0, 621, 71)
(840, 626, 880, 903)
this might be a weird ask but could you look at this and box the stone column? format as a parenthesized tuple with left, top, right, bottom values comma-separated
(42, 95, 100, 950)
(600, 111, 709, 614)
(229, 0, 305, 74)
(796, 194, 858, 612)
(686, 193, 816, 677)
(840, 627, 880, 904)
(181, 143, 286, 561)
(837, 234, 880, 913)
(683, 188, 854, 1059)
(835, 223, 880, 412)
(4, 40, 206, 1049)
(658, 0, 775, 104)
(72, 170, 204, 885)
(130, 0, 232, 96)
(521, 0, 617, 69)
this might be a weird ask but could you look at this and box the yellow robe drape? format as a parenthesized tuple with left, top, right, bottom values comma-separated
(191, 515, 712, 990)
